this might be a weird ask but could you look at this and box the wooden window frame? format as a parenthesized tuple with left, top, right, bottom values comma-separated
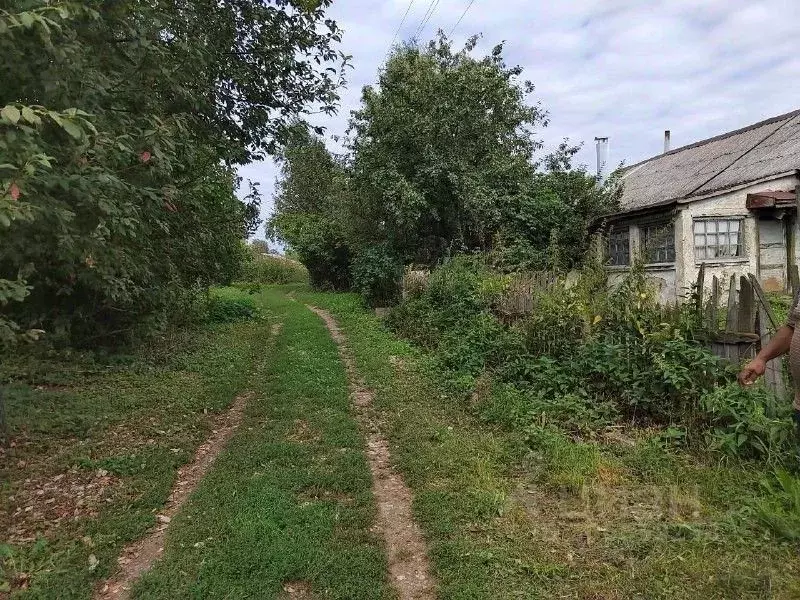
(607, 227, 631, 266)
(642, 220, 676, 264)
(693, 217, 745, 261)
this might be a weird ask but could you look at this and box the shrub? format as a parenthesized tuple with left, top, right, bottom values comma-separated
(701, 382, 796, 463)
(206, 289, 258, 324)
(387, 255, 800, 464)
(351, 244, 402, 307)
(240, 254, 308, 285)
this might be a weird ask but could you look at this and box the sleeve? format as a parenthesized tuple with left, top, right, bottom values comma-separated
(787, 289, 800, 328)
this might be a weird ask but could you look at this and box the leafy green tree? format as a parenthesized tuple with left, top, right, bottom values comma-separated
(0, 1, 345, 345)
(492, 141, 621, 271)
(347, 34, 545, 267)
(268, 125, 352, 290)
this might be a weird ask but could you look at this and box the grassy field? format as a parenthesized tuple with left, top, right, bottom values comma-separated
(0, 296, 272, 598)
(298, 289, 800, 600)
(4, 284, 800, 599)
(132, 287, 389, 599)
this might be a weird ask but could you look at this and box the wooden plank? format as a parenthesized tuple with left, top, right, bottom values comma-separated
(695, 263, 706, 317)
(791, 264, 800, 296)
(737, 275, 755, 333)
(725, 275, 737, 332)
(707, 275, 720, 330)
(748, 273, 779, 330)
(757, 306, 788, 400)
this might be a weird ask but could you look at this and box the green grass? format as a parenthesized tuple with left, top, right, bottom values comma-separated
(1, 307, 270, 598)
(297, 289, 800, 600)
(132, 287, 390, 599)
(5, 283, 800, 599)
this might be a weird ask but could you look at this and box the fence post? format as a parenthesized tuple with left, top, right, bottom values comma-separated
(725, 274, 737, 332)
(737, 275, 755, 333)
(695, 263, 706, 318)
(707, 275, 720, 329)
(748, 273, 778, 330)
(757, 306, 788, 399)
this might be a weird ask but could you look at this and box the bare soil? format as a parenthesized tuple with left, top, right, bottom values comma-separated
(308, 306, 436, 600)
(279, 580, 315, 599)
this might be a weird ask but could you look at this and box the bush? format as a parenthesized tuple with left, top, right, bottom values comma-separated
(701, 382, 796, 463)
(387, 254, 800, 463)
(206, 289, 258, 324)
(240, 254, 308, 285)
(351, 245, 402, 307)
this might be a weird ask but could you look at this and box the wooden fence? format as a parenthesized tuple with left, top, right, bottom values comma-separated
(495, 272, 558, 321)
(694, 265, 790, 398)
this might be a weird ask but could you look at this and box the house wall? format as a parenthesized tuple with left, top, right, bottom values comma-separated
(677, 175, 799, 300)
(606, 174, 799, 304)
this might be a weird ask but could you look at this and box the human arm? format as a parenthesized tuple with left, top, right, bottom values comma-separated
(737, 325, 794, 386)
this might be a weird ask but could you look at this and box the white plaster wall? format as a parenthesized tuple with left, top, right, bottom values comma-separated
(677, 174, 799, 300)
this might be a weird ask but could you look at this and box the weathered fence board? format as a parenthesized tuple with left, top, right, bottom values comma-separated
(695, 270, 789, 399)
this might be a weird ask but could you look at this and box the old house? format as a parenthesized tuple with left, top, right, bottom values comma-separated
(599, 109, 800, 303)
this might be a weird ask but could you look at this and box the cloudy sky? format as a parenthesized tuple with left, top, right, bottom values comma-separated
(241, 0, 800, 240)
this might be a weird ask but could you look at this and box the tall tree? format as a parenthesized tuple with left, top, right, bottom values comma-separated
(347, 34, 546, 266)
(0, 1, 346, 345)
(268, 125, 352, 290)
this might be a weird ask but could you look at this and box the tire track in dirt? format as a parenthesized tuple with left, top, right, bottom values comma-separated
(307, 306, 436, 600)
(94, 323, 282, 600)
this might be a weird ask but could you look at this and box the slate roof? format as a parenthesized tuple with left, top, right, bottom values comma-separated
(618, 109, 800, 213)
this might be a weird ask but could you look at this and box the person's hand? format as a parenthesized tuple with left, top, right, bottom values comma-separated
(738, 358, 766, 386)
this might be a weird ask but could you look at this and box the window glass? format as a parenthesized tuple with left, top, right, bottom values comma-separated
(608, 228, 630, 266)
(693, 218, 744, 260)
(643, 221, 675, 263)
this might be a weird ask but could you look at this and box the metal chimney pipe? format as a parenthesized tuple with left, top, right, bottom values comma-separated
(664, 130, 671, 154)
(595, 137, 609, 183)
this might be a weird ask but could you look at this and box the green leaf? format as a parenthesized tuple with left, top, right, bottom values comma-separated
(1, 105, 21, 124)
(61, 120, 83, 140)
(21, 106, 40, 125)
(19, 12, 35, 28)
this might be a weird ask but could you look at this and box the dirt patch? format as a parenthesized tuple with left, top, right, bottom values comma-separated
(93, 390, 254, 600)
(280, 580, 315, 599)
(286, 419, 322, 444)
(307, 306, 436, 600)
(4, 468, 118, 544)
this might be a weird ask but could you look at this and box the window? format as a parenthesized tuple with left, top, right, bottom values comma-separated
(643, 221, 675, 263)
(693, 218, 743, 260)
(608, 228, 630, 266)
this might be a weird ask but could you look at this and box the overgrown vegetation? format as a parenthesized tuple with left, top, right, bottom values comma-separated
(238, 243, 309, 286)
(270, 35, 618, 304)
(300, 288, 800, 599)
(387, 256, 799, 467)
(1, 0, 345, 347)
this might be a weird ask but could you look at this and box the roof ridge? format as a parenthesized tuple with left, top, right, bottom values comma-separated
(622, 107, 800, 172)
(683, 111, 800, 198)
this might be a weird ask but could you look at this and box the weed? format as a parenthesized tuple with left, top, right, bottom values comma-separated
(205, 288, 258, 323)
(754, 469, 800, 542)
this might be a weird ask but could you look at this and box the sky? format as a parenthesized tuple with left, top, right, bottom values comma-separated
(240, 0, 800, 242)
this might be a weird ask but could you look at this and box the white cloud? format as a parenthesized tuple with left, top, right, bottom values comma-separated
(240, 0, 800, 238)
